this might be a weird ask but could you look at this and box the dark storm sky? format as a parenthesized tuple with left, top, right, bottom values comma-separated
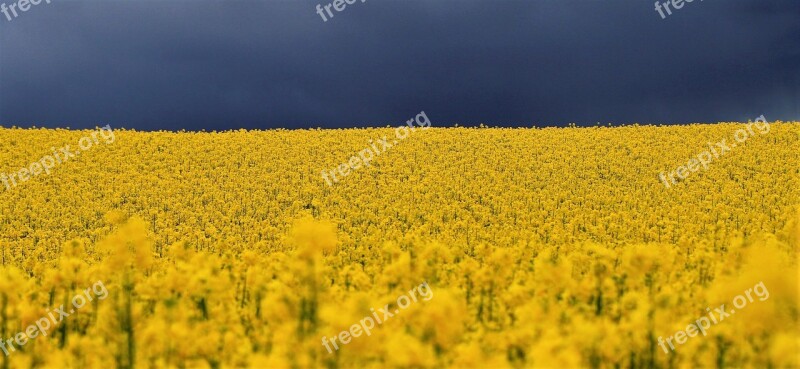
(0, 0, 798, 130)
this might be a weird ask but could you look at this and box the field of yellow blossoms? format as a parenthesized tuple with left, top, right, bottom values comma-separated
(0, 122, 798, 369)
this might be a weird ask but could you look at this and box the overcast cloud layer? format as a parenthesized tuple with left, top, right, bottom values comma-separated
(0, 0, 798, 130)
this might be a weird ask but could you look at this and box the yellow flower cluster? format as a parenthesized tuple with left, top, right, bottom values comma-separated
(0, 122, 797, 368)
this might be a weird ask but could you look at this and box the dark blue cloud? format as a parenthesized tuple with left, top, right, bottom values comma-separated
(0, 0, 797, 130)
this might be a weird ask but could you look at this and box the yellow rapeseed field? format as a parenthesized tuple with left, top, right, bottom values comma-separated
(0, 122, 798, 368)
